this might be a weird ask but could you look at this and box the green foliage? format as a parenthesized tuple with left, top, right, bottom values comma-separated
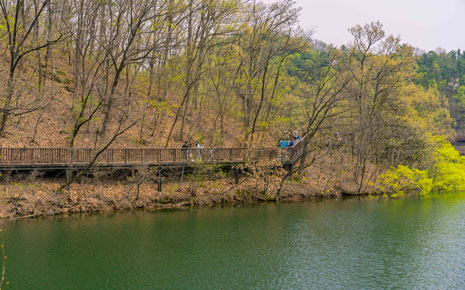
(0, 15, 18, 36)
(416, 49, 465, 90)
(430, 139, 465, 192)
(377, 137, 465, 196)
(399, 84, 454, 137)
(455, 85, 465, 108)
(146, 99, 171, 112)
(377, 165, 432, 197)
(415, 49, 465, 134)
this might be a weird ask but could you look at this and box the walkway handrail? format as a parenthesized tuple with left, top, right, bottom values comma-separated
(287, 139, 305, 164)
(0, 147, 281, 166)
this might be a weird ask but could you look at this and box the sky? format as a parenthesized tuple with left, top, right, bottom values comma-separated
(261, 0, 465, 52)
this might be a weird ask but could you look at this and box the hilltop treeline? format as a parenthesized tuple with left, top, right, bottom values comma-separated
(416, 49, 465, 136)
(0, 0, 461, 194)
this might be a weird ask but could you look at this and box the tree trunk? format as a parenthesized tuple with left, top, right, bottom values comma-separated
(0, 71, 15, 137)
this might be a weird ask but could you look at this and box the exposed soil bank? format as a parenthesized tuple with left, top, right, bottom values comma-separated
(0, 177, 361, 219)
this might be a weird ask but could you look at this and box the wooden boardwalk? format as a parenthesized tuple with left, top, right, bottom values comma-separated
(0, 142, 304, 171)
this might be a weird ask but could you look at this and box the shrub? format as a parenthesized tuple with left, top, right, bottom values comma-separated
(376, 165, 432, 197)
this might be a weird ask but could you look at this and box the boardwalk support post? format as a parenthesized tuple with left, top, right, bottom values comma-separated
(157, 167, 162, 192)
(283, 163, 293, 172)
(65, 169, 71, 190)
(233, 167, 240, 184)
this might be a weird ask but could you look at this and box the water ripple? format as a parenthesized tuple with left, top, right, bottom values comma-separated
(1, 194, 465, 289)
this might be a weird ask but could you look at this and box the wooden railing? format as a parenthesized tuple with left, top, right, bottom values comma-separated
(288, 139, 305, 164)
(0, 147, 285, 167)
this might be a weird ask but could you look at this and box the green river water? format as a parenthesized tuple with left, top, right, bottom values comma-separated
(1, 193, 465, 289)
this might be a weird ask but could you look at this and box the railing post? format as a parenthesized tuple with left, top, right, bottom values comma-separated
(71, 148, 74, 167)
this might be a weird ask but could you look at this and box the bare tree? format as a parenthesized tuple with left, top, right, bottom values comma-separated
(99, 0, 164, 136)
(165, 0, 243, 146)
(234, 0, 300, 143)
(344, 21, 416, 192)
(0, 0, 62, 136)
(275, 48, 349, 199)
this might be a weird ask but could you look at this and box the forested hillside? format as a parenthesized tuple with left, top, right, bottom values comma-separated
(0, 0, 463, 195)
(416, 49, 465, 139)
(0, 0, 306, 148)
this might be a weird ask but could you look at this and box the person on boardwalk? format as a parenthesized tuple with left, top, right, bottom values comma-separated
(196, 142, 204, 160)
(279, 138, 290, 161)
(182, 142, 189, 161)
(293, 131, 301, 143)
(188, 143, 193, 160)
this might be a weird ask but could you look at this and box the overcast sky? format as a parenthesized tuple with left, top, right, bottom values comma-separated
(261, 0, 465, 52)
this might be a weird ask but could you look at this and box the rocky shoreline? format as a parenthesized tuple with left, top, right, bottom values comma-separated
(0, 178, 351, 219)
